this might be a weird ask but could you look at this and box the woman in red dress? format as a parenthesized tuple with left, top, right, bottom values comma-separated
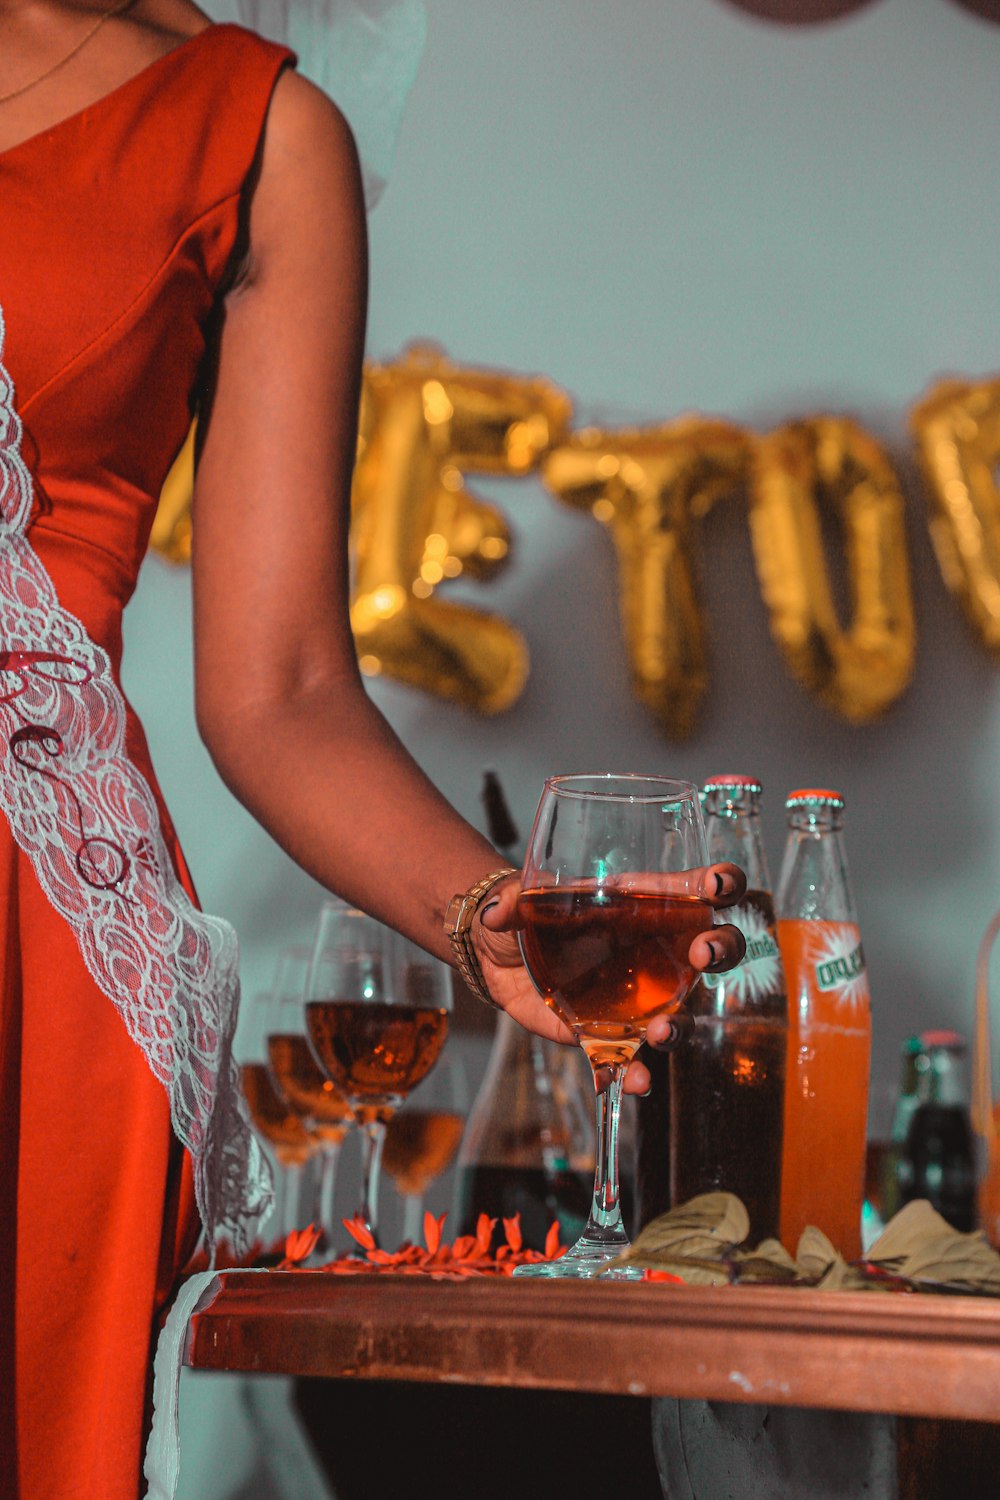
(0, 4, 745, 1496)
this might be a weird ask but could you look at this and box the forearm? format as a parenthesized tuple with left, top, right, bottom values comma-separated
(201, 676, 509, 963)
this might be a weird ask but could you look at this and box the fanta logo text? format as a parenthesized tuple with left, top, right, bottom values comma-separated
(816, 943, 866, 992)
(744, 933, 780, 965)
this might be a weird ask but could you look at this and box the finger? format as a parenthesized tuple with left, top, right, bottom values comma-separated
(500, 991, 577, 1046)
(689, 922, 746, 974)
(646, 1009, 694, 1051)
(624, 1056, 652, 1095)
(477, 875, 522, 933)
(699, 863, 747, 908)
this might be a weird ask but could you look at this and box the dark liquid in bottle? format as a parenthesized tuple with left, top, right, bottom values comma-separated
(636, 887, 787, 1242)
(669, 1015, 786, 1242)
(454, 1163, 594, 1251)
(899, 1104, 978, 1233)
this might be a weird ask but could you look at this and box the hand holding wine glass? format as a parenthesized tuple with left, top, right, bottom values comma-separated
(508, 773, 743, 1278)
(472, 848, 747, 1099)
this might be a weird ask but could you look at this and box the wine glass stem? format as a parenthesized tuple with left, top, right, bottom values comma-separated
(288, 1158, 321, 1234)
(589, 1062, 626, 1233)
(402, 1192, 424, 1245)
(317, 1143, 341, 1244)
(360, 1119, 387, 1246)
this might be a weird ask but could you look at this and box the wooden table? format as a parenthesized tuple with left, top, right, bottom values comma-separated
(187, 1272, 1000, 1422)
(186, 1274, 1000, 1499)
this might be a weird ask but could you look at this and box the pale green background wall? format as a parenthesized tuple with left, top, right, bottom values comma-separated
(125, 0, 1000, 1176)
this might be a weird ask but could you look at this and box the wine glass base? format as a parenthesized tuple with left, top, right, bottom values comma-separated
(514, 1257, 643, 1280)
(513, 1233, 643, 1280)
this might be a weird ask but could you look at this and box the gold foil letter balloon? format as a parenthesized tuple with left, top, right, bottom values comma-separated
(911, 376, 1000, 659)
(543, 418, 750, 738)
(749, 417, 915, 721)
(151, 421, 196, 565)
(351, 344, 572, 712)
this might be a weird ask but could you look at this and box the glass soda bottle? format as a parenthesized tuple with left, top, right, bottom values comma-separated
(777, 788, 871, 1259)
(879, 1035, 925, 1225)
(452, 769, 596, 1247)
(664, 775, 787, 1242)
(898, 1029, 978, 1232)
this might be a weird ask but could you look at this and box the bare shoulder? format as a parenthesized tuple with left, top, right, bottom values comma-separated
(239, 68, 365, 278)
(261, 68, 362, 190)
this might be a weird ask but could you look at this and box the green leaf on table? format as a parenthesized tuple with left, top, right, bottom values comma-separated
(866, 1200, 1000, 1292)
(865, 1200, 952, 1264)
(794, 1226, 842, 1280)
(606, 1193, 748, 1278)
(730, 1237, 800, 1284)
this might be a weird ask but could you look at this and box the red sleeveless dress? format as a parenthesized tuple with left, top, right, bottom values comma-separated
(0, 26, 293, 1499)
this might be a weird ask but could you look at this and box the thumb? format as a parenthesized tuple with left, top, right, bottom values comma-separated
(477, 876, 522, 933)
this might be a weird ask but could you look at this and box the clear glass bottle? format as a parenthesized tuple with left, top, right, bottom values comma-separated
(898, 1029, 977, 1232)
(637, 774, 787, 1241)
(452, 769, 596, 1247)
(777, 788, 871, 1259)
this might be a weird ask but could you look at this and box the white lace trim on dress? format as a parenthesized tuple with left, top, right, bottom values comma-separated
(0, 303, 271, 1253)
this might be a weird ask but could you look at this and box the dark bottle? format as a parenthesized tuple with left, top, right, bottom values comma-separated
(637, 775, 787, 1242)
(880, 1035, 925, 1224)
(899, 1029, 978, 1232)
(452, 769, 596, 1248)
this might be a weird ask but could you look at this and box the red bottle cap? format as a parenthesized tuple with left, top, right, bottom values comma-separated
(920, 1029, 965, 1051)
(785, 788, 845, 810)
(702, 774, 763, 794)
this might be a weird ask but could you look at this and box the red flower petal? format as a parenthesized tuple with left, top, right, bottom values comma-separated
(544, 1221, 563, 1260)
(502, 1215, 522, 1253)
(424, 1211, 447, 1256)
(284, 1223, 321, 1264)
(474, 1213, 497, 1256)
(343, 1215, 377, 1251)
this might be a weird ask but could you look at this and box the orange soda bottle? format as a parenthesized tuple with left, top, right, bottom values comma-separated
(777, 788, 871, 1259)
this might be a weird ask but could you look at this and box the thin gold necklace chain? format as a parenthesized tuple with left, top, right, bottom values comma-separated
(0, 0, 136, 107)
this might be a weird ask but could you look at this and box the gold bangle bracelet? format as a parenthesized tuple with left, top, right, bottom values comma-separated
(443, 866, 519, 1009)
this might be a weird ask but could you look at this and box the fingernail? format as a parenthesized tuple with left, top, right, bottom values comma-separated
(641, 1084, 653, 1098)
(706, 939, 722, 967)
(482, 899, 500, 916)
(713, 871, 727, 897)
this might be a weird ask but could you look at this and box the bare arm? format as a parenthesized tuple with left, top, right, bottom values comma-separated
(193, 73, 500, 963)
(191, 71, 746, 1079)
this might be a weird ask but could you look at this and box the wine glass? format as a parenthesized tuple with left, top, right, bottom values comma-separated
(266, 944, 354, 1246)
(514, 773, 711, 1279)
(237, 988, 315, 1246)
(304, 903, 452, 1247)
(384, 1035, 468, 1245)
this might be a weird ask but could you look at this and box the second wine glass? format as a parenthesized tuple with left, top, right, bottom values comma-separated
(514, 773, 711, 1279)
(304, 903, 453, 1247)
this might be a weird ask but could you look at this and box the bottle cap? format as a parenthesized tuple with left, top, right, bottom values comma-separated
(920, 1028, 965, 1052)
(702, 774, 763, 795)
(785, 788, 845, 810)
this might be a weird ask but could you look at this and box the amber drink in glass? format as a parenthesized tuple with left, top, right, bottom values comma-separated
(515, 773, 710, 1278)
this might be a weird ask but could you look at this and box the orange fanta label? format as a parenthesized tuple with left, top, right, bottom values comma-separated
(778, 919, 871, 1259)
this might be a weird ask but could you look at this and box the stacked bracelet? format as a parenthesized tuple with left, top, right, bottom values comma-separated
(443, 866, 519, 1009)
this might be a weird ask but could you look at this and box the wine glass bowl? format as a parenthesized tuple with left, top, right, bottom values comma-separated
(266, 945, 353, 1246)
(515, 773, 710, 1278)
(304, 903, 453, 1246)
(384, 1039, 468, 1243)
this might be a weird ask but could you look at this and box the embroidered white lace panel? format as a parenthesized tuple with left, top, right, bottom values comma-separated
(0, 304, 271, 1252)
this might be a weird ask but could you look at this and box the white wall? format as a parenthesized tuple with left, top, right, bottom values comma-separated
(125, 0, 1000, 1182)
